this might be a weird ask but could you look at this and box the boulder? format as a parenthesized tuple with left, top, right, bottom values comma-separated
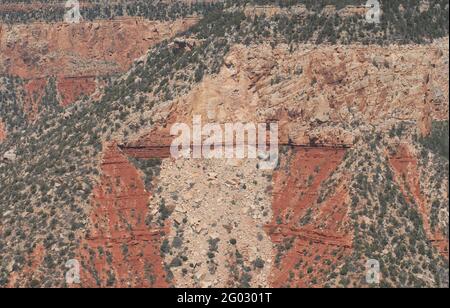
(3, 149, 16, 162)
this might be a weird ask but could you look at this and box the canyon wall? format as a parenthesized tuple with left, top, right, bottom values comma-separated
(0, 3, 447, 287)
(79, 143, 168, 288)
(97, 39, 447, 287)
(0, 16, 198, 140)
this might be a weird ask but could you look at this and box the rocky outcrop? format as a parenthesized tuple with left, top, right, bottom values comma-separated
(168, 37, 199, 52)
(243, 4, 367, 19)
(162, 40, 448, 147)
(0, 17, 198, 78)
(267, 147, 351, 287)
(79, 143, 168, 288)
(0, 16, 198, 109)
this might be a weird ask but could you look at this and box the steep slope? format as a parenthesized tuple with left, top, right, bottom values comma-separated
(79, 143, 167, 288)
(0, 8, 244, 287)
(329, 130, 448, 288)
(268, 147, 351, 288)
(0, 17, 198, 141)
(0, 1, 448, 288)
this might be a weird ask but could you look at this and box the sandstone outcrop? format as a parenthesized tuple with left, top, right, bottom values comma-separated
(79, 143, 168, 288)
(268, 147, 351, 287)
(0, 16, 198, 109)
(153, 39, 448, 147)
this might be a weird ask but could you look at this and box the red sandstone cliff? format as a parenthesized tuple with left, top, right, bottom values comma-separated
(79, 143, 168, 288)
(0, 16, 198, 114)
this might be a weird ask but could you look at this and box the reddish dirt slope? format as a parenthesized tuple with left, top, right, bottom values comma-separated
(7, 244, 45, 288)
(267, 147, 352, 287)
(79, 143, 168, 288)
(0, 119, 6, 142)
(389, 144, 449, 258)
(23, 78, 48, 121)
(56, 76, 97, 107)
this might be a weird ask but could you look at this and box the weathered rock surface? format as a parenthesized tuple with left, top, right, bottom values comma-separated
(0, 16, 198, 109)
(119, 39, 448, 287)
(79, 143, 168, 288)
(149, 157, 275, 288)
(0, 17, 198, 78)
(267, 147, 351, 287)
(148, 40, 446, 147)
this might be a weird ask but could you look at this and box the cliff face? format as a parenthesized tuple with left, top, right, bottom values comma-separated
(268, 147, 351, 288)
(0, 17, 198, 79)
(80, 143, 168, 288)
(0, 16, 198, 135)
(103, 38, 447, 288)
(0, 2, 448, 288)
(154, 39, 448, 147)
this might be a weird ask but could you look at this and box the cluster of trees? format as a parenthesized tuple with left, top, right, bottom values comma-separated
(419, 121, 449, 160)
(0, 77, 28, 137)
(2, 0, 447, 45)
(129, 157, 162, 192)
(335, 134, 449, 288)
(241, 0, 449, 45)
(0, 0, 225, 23)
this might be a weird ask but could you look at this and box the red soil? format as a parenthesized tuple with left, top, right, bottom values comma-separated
(0, 119, 6, 142)
(267, 147, 352, 287)
(389, 144, 449, 259)
(23, 78, 48, 121)
(7, 244, 45, 288)
(78, 143, 168, 288)
(56, 76, 97, 106)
